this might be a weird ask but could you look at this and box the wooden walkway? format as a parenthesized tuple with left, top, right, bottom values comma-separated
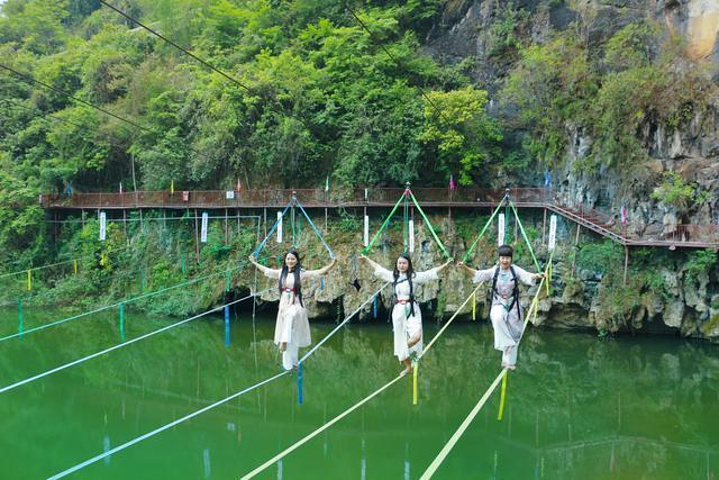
(41, 187, 718, 248)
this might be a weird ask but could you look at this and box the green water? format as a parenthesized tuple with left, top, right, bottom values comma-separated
(0, 305, 717, 480)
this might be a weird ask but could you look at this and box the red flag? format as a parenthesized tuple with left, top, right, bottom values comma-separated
(449, 175, 455, 191)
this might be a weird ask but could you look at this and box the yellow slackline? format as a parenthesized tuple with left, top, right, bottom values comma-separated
(497, 373, 508, 421)
(240, 374, 405, 480)
(420, 270, 551, 479)
(240, 282, 487, 479)
(412, 362, 419, 406)
(420, 369, 508, 480)
(26, 270, 31, 291)
(472, 292, 476, 321)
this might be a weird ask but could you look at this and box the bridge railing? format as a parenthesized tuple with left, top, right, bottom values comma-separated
(39, 188, 718, 245)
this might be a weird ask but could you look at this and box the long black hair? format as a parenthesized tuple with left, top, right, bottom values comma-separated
(279, 249, 303, 307)
(392, 252, 416, 317)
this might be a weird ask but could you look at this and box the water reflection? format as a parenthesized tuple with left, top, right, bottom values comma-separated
(0, 309, 716, 479)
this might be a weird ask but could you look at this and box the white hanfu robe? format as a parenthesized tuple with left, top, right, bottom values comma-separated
(372, 265, 439, 362)
(255, 265, 323, 370)
(472, 265, 536, 366)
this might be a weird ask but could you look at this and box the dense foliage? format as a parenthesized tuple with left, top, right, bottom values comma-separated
(0, 0, 504, 265)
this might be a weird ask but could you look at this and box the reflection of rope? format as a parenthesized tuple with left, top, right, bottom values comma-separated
(0, 290, 270, 395)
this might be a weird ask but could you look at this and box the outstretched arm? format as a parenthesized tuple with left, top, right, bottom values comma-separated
(456, 261, 477, 276)
(247, 254, 280, 279)
(359, 254, 380, 270)
(359, 254, 393, 282)
(304, 257, 338, 278)
(514, 265, 545, 286)
(436, 258, 454, 274)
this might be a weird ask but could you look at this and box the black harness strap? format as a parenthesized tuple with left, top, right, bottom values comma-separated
(491, 265, 519, 314)
(392, 275, 416, 319)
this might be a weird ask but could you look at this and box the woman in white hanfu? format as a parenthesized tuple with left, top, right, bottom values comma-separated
(458, 244, 543, 370)
(249, 250, 336, 371)
(360, 252, 452, 375)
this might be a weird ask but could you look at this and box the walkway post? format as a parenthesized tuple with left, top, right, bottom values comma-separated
(623, 245, 629, 286)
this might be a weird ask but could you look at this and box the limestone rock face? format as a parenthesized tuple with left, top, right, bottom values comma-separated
(237, 0, 719, 341)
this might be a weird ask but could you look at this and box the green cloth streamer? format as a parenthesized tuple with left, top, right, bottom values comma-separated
(119, 303, 125, 342)
(17, 299, 23, 340)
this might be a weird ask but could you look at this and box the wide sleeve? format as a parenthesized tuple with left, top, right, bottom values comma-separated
(472, 266, 496, 284)
(513, 265, 537, 286)
(255, 264, 281, 280)
(413, 268, 439, 284)
(300, 269, 322, 280)
(372, 264, 395, 283)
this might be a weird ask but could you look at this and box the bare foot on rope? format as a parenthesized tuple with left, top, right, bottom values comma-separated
(400, 359, 412, 376)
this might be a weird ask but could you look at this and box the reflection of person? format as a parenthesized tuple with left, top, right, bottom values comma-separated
(360, 253, 452, 375)
(458, 245, 543, 370)
(248, 251, 336, 371)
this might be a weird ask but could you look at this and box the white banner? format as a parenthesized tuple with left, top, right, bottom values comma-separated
(277, 211, 283, 244)
(497, 213, 505, 246)
(99, 211, 106, 241)
(363, 215, 369, 246)
(408, 219, 415, 252)
(200, 212, 209, 243)
(548, 214, 557, 252)
(225, 190, 235, 199)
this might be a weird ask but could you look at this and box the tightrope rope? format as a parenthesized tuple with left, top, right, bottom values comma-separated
(0, 259, 77, 280)
(240, 374, 406, 480)
(419, 266, 551, 478)
(47, 370, 289, 480)
(419, 370, 508, 479)
(0, 265, 248, 343)
(240, 280, 486, 478)
(48, 284, 390, 478)
(0, 290, 270, 395)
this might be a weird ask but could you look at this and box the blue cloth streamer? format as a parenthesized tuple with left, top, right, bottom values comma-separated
(298, 362, 304, 405)
(224, 306, 230, 347)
